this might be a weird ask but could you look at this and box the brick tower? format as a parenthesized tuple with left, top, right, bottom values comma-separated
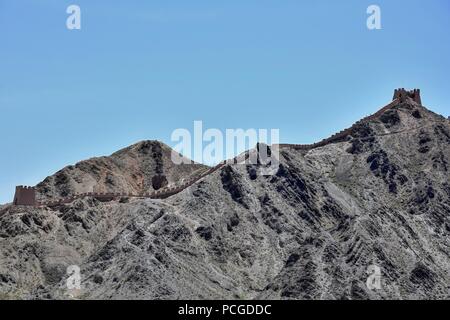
(13, 186, 37, 206)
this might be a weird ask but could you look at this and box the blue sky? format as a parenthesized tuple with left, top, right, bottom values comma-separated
(1, 0, 449, 204)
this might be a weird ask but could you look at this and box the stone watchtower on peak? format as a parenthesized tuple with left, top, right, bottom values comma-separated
(393, 88, 422, 105)
(13, 186, 37, 206)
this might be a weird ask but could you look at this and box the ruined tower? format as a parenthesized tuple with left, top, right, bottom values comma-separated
(13, 186, 37, 206)
(393, 88, 422, 105)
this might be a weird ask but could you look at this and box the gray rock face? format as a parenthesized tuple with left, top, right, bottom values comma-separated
(0, 100, 449, 300)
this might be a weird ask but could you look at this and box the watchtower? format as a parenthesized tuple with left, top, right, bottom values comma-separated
(393, 88, 422, 105)
(13, 186, 37, 206)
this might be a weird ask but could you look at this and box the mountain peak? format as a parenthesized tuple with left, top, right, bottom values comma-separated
(279, 88, 446, 152)
(35, 140, 208, 201)
(112, 140, 169, 156)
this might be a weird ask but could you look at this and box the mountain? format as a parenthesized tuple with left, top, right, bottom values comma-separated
(35, 140, 208, 201)
(0, 91, 449, 300)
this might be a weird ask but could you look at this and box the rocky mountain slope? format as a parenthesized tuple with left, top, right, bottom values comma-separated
(0, 95, 449, 300)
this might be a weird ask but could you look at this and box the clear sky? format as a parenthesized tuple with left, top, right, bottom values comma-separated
(1, 0, 449, 204)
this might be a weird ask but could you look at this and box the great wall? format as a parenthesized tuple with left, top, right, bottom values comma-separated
(13, 161, 228, 208)
(277, 88, 421, 150)
(11, 89, 422, 207)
